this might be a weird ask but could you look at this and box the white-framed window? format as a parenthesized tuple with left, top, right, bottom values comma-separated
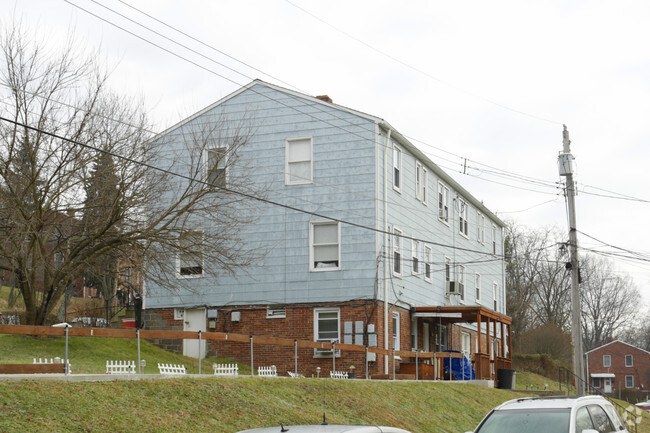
(458, 199, 469, 238)
(412, 239, 420, 276)
(314, 308, 340, 358)
(393, 145, 402, 192)
(177, 230, 204, 278)
(461, 332, 471, 358)
(310, 221, 340, 271)
(492, 224, 497, 255)
(477, 211, 485, 244)
(438, 182, 449, 223)
(392, 311, 401, 352)
(457, 264, 465, 301)
(475, 273, 481, 302)
(285, 137, 313, 185)
(626, 375, 634, 388)
(603, 354, 611, 367)
(174, 308, 184, 321)
(204, 146, 228, 187)
(424, 245, 432, 282)
(266, 305, 286, 319)
(416, 162, 427, 203)
(626, 354, 633, 367)
(445, 256, 452, 284)
(393, 227, 402, 276)
(493, 282, 498, 311)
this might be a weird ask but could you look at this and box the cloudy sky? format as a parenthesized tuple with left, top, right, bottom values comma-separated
(6, 1, 650, 304)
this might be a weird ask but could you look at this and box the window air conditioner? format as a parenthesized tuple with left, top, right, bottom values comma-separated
(446, 281, 463, 296)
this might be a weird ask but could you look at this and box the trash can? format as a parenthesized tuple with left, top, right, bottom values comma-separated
(497, 368, 516, 389)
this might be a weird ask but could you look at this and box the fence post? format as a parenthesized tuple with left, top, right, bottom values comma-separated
(332, 342, 336, 373)
(294, 339, 298, 376)
(392, 349, 395, 380)
(250, 336, 254, 376)
(137, 329, 141, 374)
(198, 330, 202, 375)
(416, 350, 419, 380)
(64, 325, 69, 376)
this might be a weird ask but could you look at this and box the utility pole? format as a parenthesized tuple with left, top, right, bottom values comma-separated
(558, 125, 584, 396)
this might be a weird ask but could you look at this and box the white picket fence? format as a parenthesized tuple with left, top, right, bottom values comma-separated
(33, 357, 72, 374)
(106, 360, 136, 374)
(330, 370, 348, 379)
(158, 363, 186, 375)
(213, 363, 239, 376)
(257, 365, 277, 377)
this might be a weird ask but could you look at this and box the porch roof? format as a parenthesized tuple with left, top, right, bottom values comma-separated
(412, 306, 512, 326)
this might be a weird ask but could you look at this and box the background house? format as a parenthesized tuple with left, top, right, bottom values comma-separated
(143, 80, 510, 378)
(586, 340, 650, 395)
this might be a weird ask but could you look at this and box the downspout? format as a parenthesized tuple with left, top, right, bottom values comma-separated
(383, 126, 392, 375)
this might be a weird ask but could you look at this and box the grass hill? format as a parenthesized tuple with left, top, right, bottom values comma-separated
(1, 334, 649, 432)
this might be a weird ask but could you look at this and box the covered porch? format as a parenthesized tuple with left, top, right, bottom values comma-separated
(410, 306, 512, 381)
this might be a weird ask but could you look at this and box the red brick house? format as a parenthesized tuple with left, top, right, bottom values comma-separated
(586, 340, 650, 394)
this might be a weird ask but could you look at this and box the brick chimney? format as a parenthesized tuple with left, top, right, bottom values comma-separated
(316, 95, 333, 103)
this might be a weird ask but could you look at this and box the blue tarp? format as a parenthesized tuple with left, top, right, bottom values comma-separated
(442, 350, 476, 380)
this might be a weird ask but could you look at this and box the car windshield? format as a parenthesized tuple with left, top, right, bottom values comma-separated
(475, 408, 571, 433)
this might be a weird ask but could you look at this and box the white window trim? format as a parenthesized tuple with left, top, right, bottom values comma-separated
(477, 211, 485, 244)
(444, 256, 452, 283)
(493, 282, 498, 311)
(285, 137, 313, 185)
(603, 354, 611, 367)
(313, 307, 341, 358)
(309, 221, 340, 272)
(203, 146, 228, 187)
(176, 230, 204, 279)
(438, 182, 450, 224)
(458, 199, 469, 239)
(457, 264, 465, 302)
(393, 227, 402, 277)
(393, 144, 402, 192)
(626, 375, 634, 388)
(626, 354, 633, 367)
(424, 245, 432, 282)
(492, 224, 497, 255)
(174, 308, 184, 321)
(475, 273, 481, 303)
(416, 162, 427, 204)
(266, 306, 286, 319)
(392, 311, 401, 355)
(412, 239, 420, 277)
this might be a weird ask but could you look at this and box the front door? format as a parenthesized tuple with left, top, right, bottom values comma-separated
(604, 378, 613, 393)
(183, 308, 206, 359)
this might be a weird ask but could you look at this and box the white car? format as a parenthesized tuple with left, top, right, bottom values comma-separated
(237, 425, 412, 433)
(466, 395, 628, 433)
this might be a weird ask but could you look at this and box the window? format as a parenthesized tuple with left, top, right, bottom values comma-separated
(124, 267, 132, 284)
(625, 354, 633, 367)
(457, 264, 465, 301)
(174, 308, 184, 321)
(445, 257, 451, 283)
(310, 221, 340, 271)
(393, 228, 402, 276)
(458, 199, 469, 237)
(314, 308, 340, 358)
(178, 230, 203, 277)
(593, 377, 602, 388)
(205, 147, 227, 187)
(475, 273, 481, 302)
(416, 162, 427, 203)
(412, 239, 420, 276)
(626, 375, 634, 388)
(477, 211, 485, 244)
(461, 332, 471, 358)
(266, 305, 286, 319)
(493, 283, 498, 311)
(587, 404, 615, 433)
(286, 137, 312, 185)
(393, 145, 402, 191)
(603, 354, 611, 367)
(492, 225, 497, 254)
(424, 245, 432, 281)
(392, 311, 400, 352)
(438, 182, 449, 223)
(575, 407, 596, 433)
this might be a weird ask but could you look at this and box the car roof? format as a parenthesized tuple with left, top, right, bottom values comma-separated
(494, 396, 612, 411)
(236, 425, 412, 433)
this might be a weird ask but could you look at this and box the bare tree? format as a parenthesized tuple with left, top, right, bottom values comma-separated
(0, 23, 262, 325)
(579, 254, 640, 351)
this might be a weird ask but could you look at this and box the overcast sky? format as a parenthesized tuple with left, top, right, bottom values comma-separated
(6, 0, 650, 305)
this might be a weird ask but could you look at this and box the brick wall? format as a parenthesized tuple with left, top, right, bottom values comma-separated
(143, 308, 183, 353)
